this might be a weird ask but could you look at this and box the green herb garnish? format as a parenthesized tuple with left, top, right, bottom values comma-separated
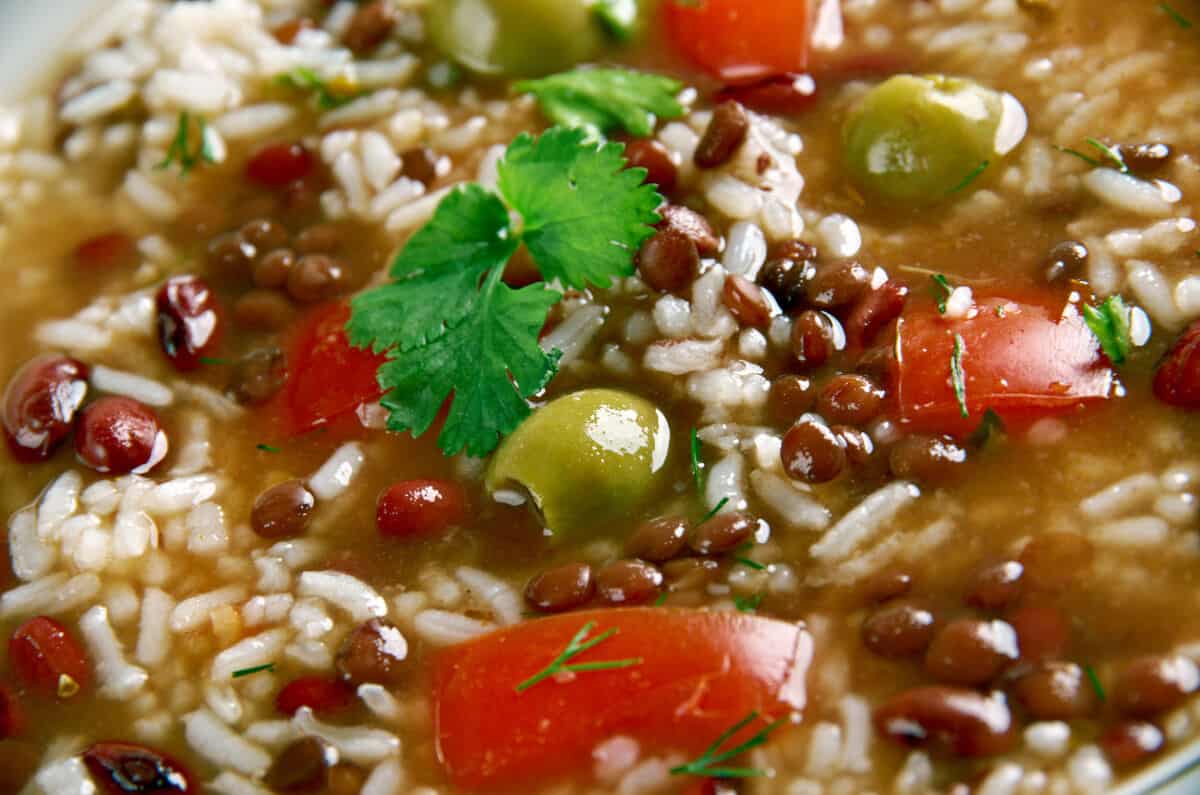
(653, 591, 669, 606)
(516, 68, 685, 138)
(734, 592, 764, 613)
(515, 620, 643, 692)
(690, 427, 705, 493)
(156, 111, 216, 176)
(198, 356, 228, 366)
(735, 556, 766, 571)
(1085, 664, 1107, 702)
(1083, 295, 1132, 364)
(698, 496, 730, 525)
(593, 0, 639, 40)
(950, 333, 969, 419)
(348, 127, 661, 456)
(947, 159, 989, 194)
(1055, 138, 1129, 174)
(277, 67, 361, 110)
(232, 663, 275, 678)
(968, 408, 1006, 448)
(1161, 2, 1194, 27)
(931, 274, 953, 314)
(670, 711, 786, 779)
(256, 444, 281, 453)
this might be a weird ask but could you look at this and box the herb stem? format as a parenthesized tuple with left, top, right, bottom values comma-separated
(671, 711, 786, 779)
(690, 427, 705, 494)
(1160, 2, 1193, 28)
(515, 621, 642, 692)
(950, 333, 969, 419)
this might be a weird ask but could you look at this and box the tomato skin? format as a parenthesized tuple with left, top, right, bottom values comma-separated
(663, 0, 810, 84)
(1154, 320, 1200, 409)
(892, 292, 1113, 435)
(9, 616, 91, 698)
(377, 479, 468, 539)
(432, 608, 811, 791)
(275, 676, 354, 716)
(278, 302, 387, 437)
(0, 685, 24, 739)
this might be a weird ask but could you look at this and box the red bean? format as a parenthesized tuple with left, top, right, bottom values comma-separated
(722, 275, 771, 328)
(342, 0, 397, 53)
(286, 254, 350, 303)
(156, 275, 221, 372)
(832, 425, 874, 466)
(966, 561, 1025, 610)
(82, 742, 193, 794)
(845, 279, 908, 348)
(689, 512, 756, 555)
(264, 737, 330, 793)
(924, 619, 1020, 686)
(1154, 319, 1200, 409)
(275, 676, 354, 717)
(816, 374, 885, 425)
(336, 619, 408, 686)
(74, 397, 167, 475)
(874, 686, 1018, 757)
(9, 616, 90, 699)
(862, 600, 937, 659)
(889, 435, 967, 486)
(2, 355, 89, 462)
(595, 560, 663, 605)
(1101, 721, 1165, 766)
(1004, 604, 1069, 663)
(790, 310, 844, 370)
(525, 563, 595, 613)
(625, 139, 678, 194)
(272, 17, 314, 45)
(715, 73, 819, 115)
(862, 569, 913, 603)
(806, 260, 874, 310)
(781, 417, 845, 483)
(0, 686, 24, 740)
(400, 147, 441, 187)
(658, 205, 721, 257)
(637, 229, 699, 293)
(694, 101, 750, 169)
(74, 233, 136, 271)
(768, 374, 815, 425)
(376, 479, 468, 539)
(246, 142, 315, 188)
(1115, 655, 1200, 718)
(625, 517, 689, 562)
(251, 480, 316, 539)
(1012, 662, 1098, 720)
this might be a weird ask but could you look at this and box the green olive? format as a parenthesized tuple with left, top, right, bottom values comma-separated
(425, 0, 607, 78)
(842, 74, 1027, 205)
(486, 389, 670, 536)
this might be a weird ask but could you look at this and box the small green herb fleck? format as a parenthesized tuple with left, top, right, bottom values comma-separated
(198, 356, 229, 366)
(516, 620, 643, 692)
(1054, 145, 1104, 169)
(1085, 137, 1129, 173)
(516, 68, 685, 138)
(995, 304, 1007, 318)
(256, 444, 281, 453)
(690, 427, 705, 494)
(947, 159, 990, 194)
(653, 591, 669, 606)
(950, 333, 969, 419)
(277, 67, 361, 110)
(734, 592, 764, 613)
(698, 496, 730, 526)
(670, 711, 786, 779)
(156, 111, 216, 176)
(1083, 295, 1132, 364)
(931, 274, 953, 314)
(232, 663, 275, 679)
(593, 0, 639, 40)
(968, 408, 1006, 449)
(1085, 664, 1107, 702)
(1161, 2, 1194, 28)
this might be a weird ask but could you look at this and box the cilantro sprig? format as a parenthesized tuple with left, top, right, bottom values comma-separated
(950, 333, 969, 419)
(515, 620, 643, 692)
(277, 67, 362, 110)
(348, 127, 661, 456)
(516, 68, 685, 138)
(156, 111, 217, 176)
(930, 274, 953, 314)
(671, 711, 786, 779)
(1083, 295, 1132, 364)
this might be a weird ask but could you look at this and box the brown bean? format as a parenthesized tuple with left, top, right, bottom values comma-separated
(595, 560, 663, 605)
(889, 435, 967, 486)
(1005, 604, 1069, 663)
(831, 425, 874, 466)
(336, 619, 408, 686)
(626, 139, 677, 194)
(524, 563, 594, 613)
(293, 223, 342, 254)
(82, 742, 193, 794)
(774, 239, 818, 262)
(689, 512, 756, 555)
(287, 254, 349, 303)
(758, 256, 816, 313)
(1116, 142, 1173, 176)
(790, 310, 844, 370)
(862, 569, 914, 604)
(1040, 240, 1089, 284)
(234, 290, 294, 331)
(1154, 318, 1200, 410)
(1019, 532, 1093, 590)
(253, 248, 296, 288)
(1012, 662, 1098, 720)
(156, 275, 222, 371)
(342, 0, 397, 53)
(781, 417, 846, 484)
(637, 229, 699, 292)
(2, 355, 89, 463)
(769, 374, 815, 425)
(207, 231, 255, 273)
(327, 764, 366, 795)
(661, 557, 719, 591)
(817, 374, 885, 425)
(856, 344, 896, 385)
(862, 600, 937, 658)
(966, 560, 1025, 610)
(694, 101, 749, 169)
(845, 279, 908, 348)
(874, 686, 1018, 757)
(625, 517, 689, 562)
(1115, 655, 1200, 718)
(723, 275, 771, 328)
(229, 347, 287, 405)
(805, 260, 874, 310)
(400, 147, 441, 186)
(264, 737, 329, 793)
(657, 205, 720, 257)
(251, 480, 316, 539)
(75, 397, 167, 475)
(1101, 721, 1165, 766)
(925, 619, 1020, 686)
(239, 218, 289, 253)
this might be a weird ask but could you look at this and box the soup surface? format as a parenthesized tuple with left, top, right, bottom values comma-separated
(1, 1, 1200, 794)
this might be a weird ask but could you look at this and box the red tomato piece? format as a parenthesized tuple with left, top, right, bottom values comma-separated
(9, 616, 90, 699)
(245, 142, 315, 189)
(275, 676, 354, 716)
(0, 685, 24, 739)
(663, 0, 810, 84)
(892, 292, 1113, 435)
(278, 302, 387, 437)
(432, 608, 812, 791)
(1154, 319, 1200, 409)
(377, 479, 468, 539)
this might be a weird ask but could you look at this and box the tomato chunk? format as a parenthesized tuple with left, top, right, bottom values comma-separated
(892, 292, 1113, 434)
(275, 676, 354, 716)
(432, 608, 811, 791)
(0, 685, 24, 739)
(663, 0, 810, 84)
(278, 302, 387, 436)
(9, 616, 90, 699)
(1153, 319, 1200, 409)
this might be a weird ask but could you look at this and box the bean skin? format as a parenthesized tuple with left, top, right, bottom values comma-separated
(595, 560, 663, 605)
(1004, 604, 1069, 663)
(781, 417, 846, 484)
(657, 205, 721, 257)
(74, 397, 167, 475)
(525, 563, 594, 613)
(156, 275, 221, 372)
(889, 435, 967, 486)
(769, 374, 815, 425)
(2, 355, 89, 462)
(874, 686, 1018, 757)
(862, 600, 937, 659)
(336, 619, 408, 686)
(723, 275, 772, 328)
(790, 310, 845, 370)
(689, 512, 756, 555)
(694, 101, 750, 169)
(924, 619, 1020, 686)
(625, 517, 689, 562)
(966, 561, 1025, 610)
(626, 139, 678, 194)
(1115, 655, 1200, 718)
(1101, 721, 1165, 766)
(264, 737, 330, 793)
(862, 569, 914, 604)
(805, 260, 874, 310)
(816, 374, 885, 425)
(82, 742, 193, 794)
(251, 480, 316, 540)
(1154, 319, 1200, 409)
(637, 229, 699, 293)
(1012, 662, 1098, 720)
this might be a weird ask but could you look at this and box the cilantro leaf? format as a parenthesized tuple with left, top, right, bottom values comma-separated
(348, 185, 517, 354)
(515, 68, 685, 138)
(378, 270, 562, 457)
(498, 127, 662, 289)
(1083, 295, 1132, 364)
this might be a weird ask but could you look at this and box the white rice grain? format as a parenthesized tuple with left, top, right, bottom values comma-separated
(143, 475, 220, 515)
(1083, 168, 1177, 217)
(185, 501, 228, 556)
(816, 214, 862, 258)
(1025, 721, 1071, 758)
(749, 470, 832, 531)
(10, 509, 56, 581)
(333, 149, 370, 213)
(805, 721, 842, 778)
(37, 470, 83, 540)
(171, 585, 249, 633)
(214, 103, 296, 140)
(292, 707, 401, 765)
(91, 365, 173, 407)
(810, 482, 920, 562)
(209, 772, 275, 795)
(1093, 515, 1170, 546)
(242, 593, 295, 629)
(136, 587, 175, 666)
(184, 709, 271, 777)
(456, 566, 522, 626)
(361, 758, 406, 795)
(80, 605, 149, 699)
(211, 628, 291, 682)
(1127, 259, 1186, 329)
(540, 304, 606, 365)
(35, 319, 114, 353)
(978, 763, 1023, 795)
(308, 442, 365, 500)
(643, 338, 725, 375)
(297, 570, 388, 622)
(35, 756, 97, 795)
(594, 736, 641, 785)
(838, 695, 872, 773)
(412, 609, 495, 646)
(60, 79, 136, 124)
(358, 683, 403, 722)
(123, 170, 180, 221)
(0, 572, 67, 618)
(1067, 745, 1112, 792)
(722, 221, 768, 279)
(893, 751, 933, 795)
(361, 130, 401, 191)
(1079, 472, 1158, 518)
